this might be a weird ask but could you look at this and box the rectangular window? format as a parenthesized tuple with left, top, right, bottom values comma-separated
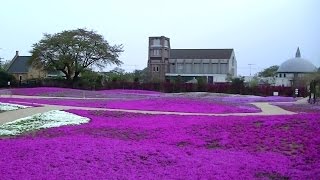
(163, 49, 169, 58)
(279, 74, 282, 78)
(151, 49, 161, 57)
(152, 39, 161, 46)
(164, 40, 169, 47)
(212, 64, 218, 73)
(177, 63, 184, 73)
(220, 64, 228, 74)
(284, 73, 286, 78)
(169, 63, 176, 73)
(203, 63, 209, 73)
(194, 63, 201, 73)
(185, 63, 192, 73)
(153, 66, 159, 72)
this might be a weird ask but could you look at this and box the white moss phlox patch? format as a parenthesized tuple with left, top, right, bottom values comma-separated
(0, 110, 90, 136)
(0, 102, 30, 111)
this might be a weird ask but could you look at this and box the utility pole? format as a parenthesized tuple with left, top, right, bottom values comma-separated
(248, 64, 255, 76)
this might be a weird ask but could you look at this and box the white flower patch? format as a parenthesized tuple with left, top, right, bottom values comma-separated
(0, 110, 90, 136)
(0, 102, 30, 111)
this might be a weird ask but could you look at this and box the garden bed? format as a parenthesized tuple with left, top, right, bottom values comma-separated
(0, 102, 31, 112)
(0, 97, 261, 114)
(0, 110, 319, 179)
(272, 102, 320, 113)
(0, 110, 89, 136)
(9, 87, 162, 98)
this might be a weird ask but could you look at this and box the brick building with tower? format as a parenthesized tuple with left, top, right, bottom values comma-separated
(147, 36, 237, 83)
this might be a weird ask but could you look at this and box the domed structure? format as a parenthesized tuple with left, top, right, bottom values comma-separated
(277, 48, 317, 73)
(275, 47, 317, 87)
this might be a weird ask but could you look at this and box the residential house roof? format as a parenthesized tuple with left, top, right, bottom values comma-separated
(7, 56, 31, 73)
(170, 49, 234, 59)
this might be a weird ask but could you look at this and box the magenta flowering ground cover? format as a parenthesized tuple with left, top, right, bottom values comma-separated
(9, 87, 162, 98)
(101, 89, 162, 95)
(105, 97, 260, 113)
(7, 87, 296, 103)
(10, 87, 73, 96)
(0, 97, 260, 113)
(211, 95, 296, 103)
(0, 110, 319, 179)
(272, 103, 320, 113)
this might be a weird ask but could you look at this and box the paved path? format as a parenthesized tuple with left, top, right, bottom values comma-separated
(294, 97, 309, 104)
(0, 99, 296, 125)
(44, 102, 295, 116)
(0, 106, 65, 125)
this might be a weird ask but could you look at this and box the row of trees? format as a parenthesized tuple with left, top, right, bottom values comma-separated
(69, 67, 149, 89)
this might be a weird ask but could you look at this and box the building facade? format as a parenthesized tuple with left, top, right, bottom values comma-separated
(7, 51, 63, 83)
(147, 36, 237, 83)
(275, 47, 317, 87)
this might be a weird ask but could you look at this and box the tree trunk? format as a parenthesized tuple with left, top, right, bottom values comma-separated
(72, 72, 80, 82)
(65, 74, 71, 81)
(71, 71, 81, 88)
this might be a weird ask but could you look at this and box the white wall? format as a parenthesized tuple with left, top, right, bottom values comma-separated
(168, 58, 231, 74)
(275, 78, 292, 87)
(165, 73, 228, 82)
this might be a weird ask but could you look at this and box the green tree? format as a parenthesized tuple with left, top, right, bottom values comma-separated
(248, 76, 259, 87)
(258, 65, 279, 77)
(107, 67, 149, 83)
(0, 60, 11, 71)
(105, 67, 128, 82)
(30, 28, 123, 84)
(225, 73, 233, 82)
(196, 76, 207, 91)
(0, 70, 15, 87)
(77, 69, 103, 89)
(230, 76, 245, 94)
(132, 68, 148, 83)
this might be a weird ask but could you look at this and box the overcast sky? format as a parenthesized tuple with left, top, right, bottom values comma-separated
(1, 0, 319, 75)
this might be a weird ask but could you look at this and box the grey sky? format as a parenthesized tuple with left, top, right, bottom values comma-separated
(1, 0, 319, 75)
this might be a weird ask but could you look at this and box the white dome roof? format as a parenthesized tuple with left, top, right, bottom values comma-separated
(277, 48, 317, 73)
(277, 58, 317, 73)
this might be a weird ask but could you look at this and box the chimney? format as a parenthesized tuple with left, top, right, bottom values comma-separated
(15, 51, 19, 57)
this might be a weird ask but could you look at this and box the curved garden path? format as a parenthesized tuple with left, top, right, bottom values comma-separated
(0, 95, 301, 125)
